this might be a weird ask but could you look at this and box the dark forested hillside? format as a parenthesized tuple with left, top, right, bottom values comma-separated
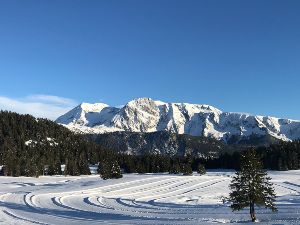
(0, 111, 299, 177)
(0, 111, 110, 176)
(204, 141, 300, 171)
(257, 140, 300, 170)
(88, 131, 235, 157)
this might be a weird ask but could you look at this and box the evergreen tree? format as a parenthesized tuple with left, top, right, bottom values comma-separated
(99, 159, 122, 180)
(197, 163, 206, 175)
(110, 161, 123, 179)
(0, 111, 108, 177)
(169, 159, 181, 174)
(181, 155, 193, 175)
(181, 163, 192, 175)
(228, 149, 277, 222)
(136, 163, 147, 174)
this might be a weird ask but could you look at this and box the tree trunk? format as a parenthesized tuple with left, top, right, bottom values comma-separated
(250, 202, 256, 222)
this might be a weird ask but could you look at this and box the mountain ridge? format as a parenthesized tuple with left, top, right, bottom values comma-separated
(56, 98, 300, 144)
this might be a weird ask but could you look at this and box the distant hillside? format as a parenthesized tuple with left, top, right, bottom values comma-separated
(87, 131, 235, 157)
(0, 111, 108, 176)
(1, 110, 299, 178)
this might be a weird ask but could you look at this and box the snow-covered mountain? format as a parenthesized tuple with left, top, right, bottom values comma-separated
(56, 98, 300, 143)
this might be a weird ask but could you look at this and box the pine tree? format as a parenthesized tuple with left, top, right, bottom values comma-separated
(99, 159, 122, 180)
(181, 163, 192, 175)
(181, 155, 193, 175)
(228, 149, 277, 222)
(136, 162, 147, 174)
(169, 160, 181, 174)
(197, 163, 206, 175)
(110, 161, 123, 179)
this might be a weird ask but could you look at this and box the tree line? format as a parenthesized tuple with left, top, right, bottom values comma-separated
(0, 111, 299, 177)
(0, 111, 109, 177)
(209, 140, 300, 171)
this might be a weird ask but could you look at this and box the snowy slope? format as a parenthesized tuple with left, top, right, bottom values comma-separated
(56, 98, 300, 143)
(0, 171, 299, 224)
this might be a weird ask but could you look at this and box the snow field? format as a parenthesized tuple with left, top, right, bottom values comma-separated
(0, 171, 299, 224)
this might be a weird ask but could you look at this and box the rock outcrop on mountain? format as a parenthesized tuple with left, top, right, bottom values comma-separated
(56, 98, 300, 144)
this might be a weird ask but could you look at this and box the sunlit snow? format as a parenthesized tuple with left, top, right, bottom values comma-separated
(0, 171, 299, 224)
(56, 98, 300, 142)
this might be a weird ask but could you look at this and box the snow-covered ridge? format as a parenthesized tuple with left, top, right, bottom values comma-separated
(56, 98, 300, 142)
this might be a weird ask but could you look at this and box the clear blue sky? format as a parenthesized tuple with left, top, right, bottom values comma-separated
(0, 0, 300, 120)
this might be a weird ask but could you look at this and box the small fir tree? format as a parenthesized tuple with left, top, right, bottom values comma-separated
(181, 163, 193, 175)
(197, 164, 206, 175)
(136, 163, 147, 174)
(110, 161, 123, 179)
(169, 162, 181, 174)
(99, 160, 122, 180)
(228, 149, 277, 222)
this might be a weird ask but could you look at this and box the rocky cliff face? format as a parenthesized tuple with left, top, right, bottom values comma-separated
(56, 98, 300, 144)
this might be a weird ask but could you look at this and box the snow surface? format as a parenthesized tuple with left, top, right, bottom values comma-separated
(0, 171, 299, 224)
(56, 98, 300, 142)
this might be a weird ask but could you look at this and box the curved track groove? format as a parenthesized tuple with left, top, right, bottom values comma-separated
(0, 172, 299, 224)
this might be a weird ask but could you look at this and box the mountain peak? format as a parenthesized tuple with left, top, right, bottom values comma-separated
(79, 102, 109, 112)
(56, 98, 300, 142)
